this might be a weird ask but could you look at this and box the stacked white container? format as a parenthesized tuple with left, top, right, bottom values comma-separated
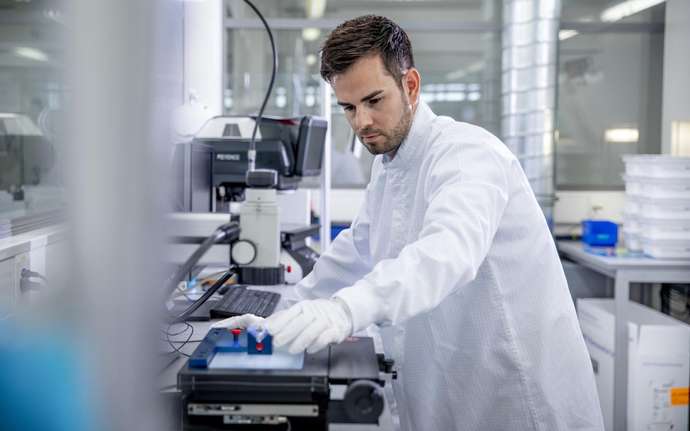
(622, 155, 690, 259)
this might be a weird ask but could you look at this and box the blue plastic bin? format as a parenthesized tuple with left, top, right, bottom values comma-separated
(581, 220, 618, 247)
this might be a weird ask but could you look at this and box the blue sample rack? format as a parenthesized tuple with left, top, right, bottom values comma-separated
(189, 327, 272, 368)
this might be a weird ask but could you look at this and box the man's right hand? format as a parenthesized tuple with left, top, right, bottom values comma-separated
(210, 313, 266, 330)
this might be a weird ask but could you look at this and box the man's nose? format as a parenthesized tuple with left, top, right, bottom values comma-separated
(354, 106, 373, 131)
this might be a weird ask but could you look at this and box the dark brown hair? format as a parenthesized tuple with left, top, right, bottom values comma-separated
(320, 15, 414, 85)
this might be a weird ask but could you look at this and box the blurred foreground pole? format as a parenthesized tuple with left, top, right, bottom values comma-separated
(66, 0, 169, 429)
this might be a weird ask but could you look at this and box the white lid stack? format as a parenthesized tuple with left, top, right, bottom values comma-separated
(622, 155, 690, 259)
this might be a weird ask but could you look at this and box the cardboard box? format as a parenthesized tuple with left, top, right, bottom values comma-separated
(577, 298, 690, 431)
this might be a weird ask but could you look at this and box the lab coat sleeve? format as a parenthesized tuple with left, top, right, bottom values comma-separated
(294, 191, 373, 300)
(334, 139, 511, 332)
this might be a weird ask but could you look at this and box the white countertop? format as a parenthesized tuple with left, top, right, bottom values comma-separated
(557, 240, 690, 270)
(0, 225, 66, 261)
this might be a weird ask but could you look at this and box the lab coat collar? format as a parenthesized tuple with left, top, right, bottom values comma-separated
(382, 100, 436, 170)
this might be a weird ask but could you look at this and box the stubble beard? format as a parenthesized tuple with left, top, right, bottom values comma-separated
(360, 94, 413, 156)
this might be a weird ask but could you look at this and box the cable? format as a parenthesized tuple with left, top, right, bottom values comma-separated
(163, 322, 189, 337)
(162, 322, 193, 341)
(21, 268, 48, 283)
(163, 338, 204, 344)
(20, 268, 49, 292)
(163, 224, 240, 327)
(165, 222, 240, 297)
(185, 270, 237, 293)
(166, 269, 235, 323)
(197, 270, 235, 286)
(242, 0, 277, 172)
(158, 384, 178, 392)
(162, 322, 194, 357)
(176, 271, 230, 302)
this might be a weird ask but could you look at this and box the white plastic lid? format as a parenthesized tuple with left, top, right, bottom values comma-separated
(623, 174, 690, 185)
(623, 154, 690, 163)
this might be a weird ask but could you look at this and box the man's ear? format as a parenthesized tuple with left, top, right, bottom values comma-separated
(404, 68, 421, 107)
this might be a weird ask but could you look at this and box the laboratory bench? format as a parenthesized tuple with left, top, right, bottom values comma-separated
(557, 240, 690, 431)
(159, 283, 397, 431)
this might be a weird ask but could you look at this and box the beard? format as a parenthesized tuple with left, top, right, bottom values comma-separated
(358, 95, 413, 156)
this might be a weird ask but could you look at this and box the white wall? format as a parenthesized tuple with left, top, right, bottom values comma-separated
(319, 189, 627, 235)
(554, 191, 626, 235)
(661, 0, 690, 155)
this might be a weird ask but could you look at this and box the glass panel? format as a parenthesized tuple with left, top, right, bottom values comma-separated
(225, 26, 501, 188)
(556, 30, 663, 189)
(0, 3, 66, 237)
(561, 0, 665, 23)
(227, 0, 497, 23)
(225, 29, 325, 118)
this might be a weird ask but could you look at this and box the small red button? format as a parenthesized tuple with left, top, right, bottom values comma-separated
(231, 328, 241, 336)
(287, 265, 292, 273)
(255, 342, 264, 351)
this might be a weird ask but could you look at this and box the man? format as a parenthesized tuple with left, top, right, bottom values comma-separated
(218, 15, 604, 431)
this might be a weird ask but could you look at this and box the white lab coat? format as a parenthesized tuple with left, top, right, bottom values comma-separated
(297, 101, 604, 430)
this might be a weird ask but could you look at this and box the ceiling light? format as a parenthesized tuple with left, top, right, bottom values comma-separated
(559, 30, 579, 40)
(302, 28, 321, 42)
(14, 47, 49, 62)
(671, 121, 690, 156)
(445, 61, 483, 81)
(605, 128, 639, 143)
(305, 0, 327, 19)
(306, 54, 317, 66)
(601, 0, 665, 22)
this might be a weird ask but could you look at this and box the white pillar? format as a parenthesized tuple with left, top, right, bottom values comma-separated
(502, 0, 561, 226)
(319, 80, 332, 251)
(184, 0, 224, 115)
(661, 0, 690, 155)
(67, 0, 173, 428)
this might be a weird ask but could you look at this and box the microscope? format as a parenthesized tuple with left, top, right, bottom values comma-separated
(171, 115, 327, 285)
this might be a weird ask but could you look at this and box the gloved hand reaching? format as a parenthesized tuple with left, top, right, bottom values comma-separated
(208, 299, 353, 354)
(210, 313, 266, 331)
(265, 298, 353, 354)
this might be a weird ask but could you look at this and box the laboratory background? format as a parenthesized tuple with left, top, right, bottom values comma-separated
(0, 0, 689, 430)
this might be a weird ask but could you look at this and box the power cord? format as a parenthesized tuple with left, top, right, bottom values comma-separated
(163, 222, 240, 324)
(20, 268, 48, 292)
(242, 0, 277, 173)
(179, 271, 237, 300)
(163, 337, 205, 344)
(167, 269, 236, 324)
(161, 322, 195, 357)
(21, 268, 48, 282)
(165, 322, 195, 337)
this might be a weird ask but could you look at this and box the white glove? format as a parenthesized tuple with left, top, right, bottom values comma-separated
(265, 298, 353, 354)
(210, 313, 266, 331)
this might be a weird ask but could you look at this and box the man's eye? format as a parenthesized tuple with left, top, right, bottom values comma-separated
(343, 105, 355, 112)
(368, 98, 381, 105)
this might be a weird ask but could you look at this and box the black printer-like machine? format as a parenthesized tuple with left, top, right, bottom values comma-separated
(177, 327, 396, 430)
(175, 115, 327, 212)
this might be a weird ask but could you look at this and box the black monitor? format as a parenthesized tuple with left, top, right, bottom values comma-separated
(176, 115, 327, 209)
(295, 116, 327, 177)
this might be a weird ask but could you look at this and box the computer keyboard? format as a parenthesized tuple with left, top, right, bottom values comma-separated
(210, 286, 281, 319)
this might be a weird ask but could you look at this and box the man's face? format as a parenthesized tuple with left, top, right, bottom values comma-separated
(332, 55, 414, 156)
